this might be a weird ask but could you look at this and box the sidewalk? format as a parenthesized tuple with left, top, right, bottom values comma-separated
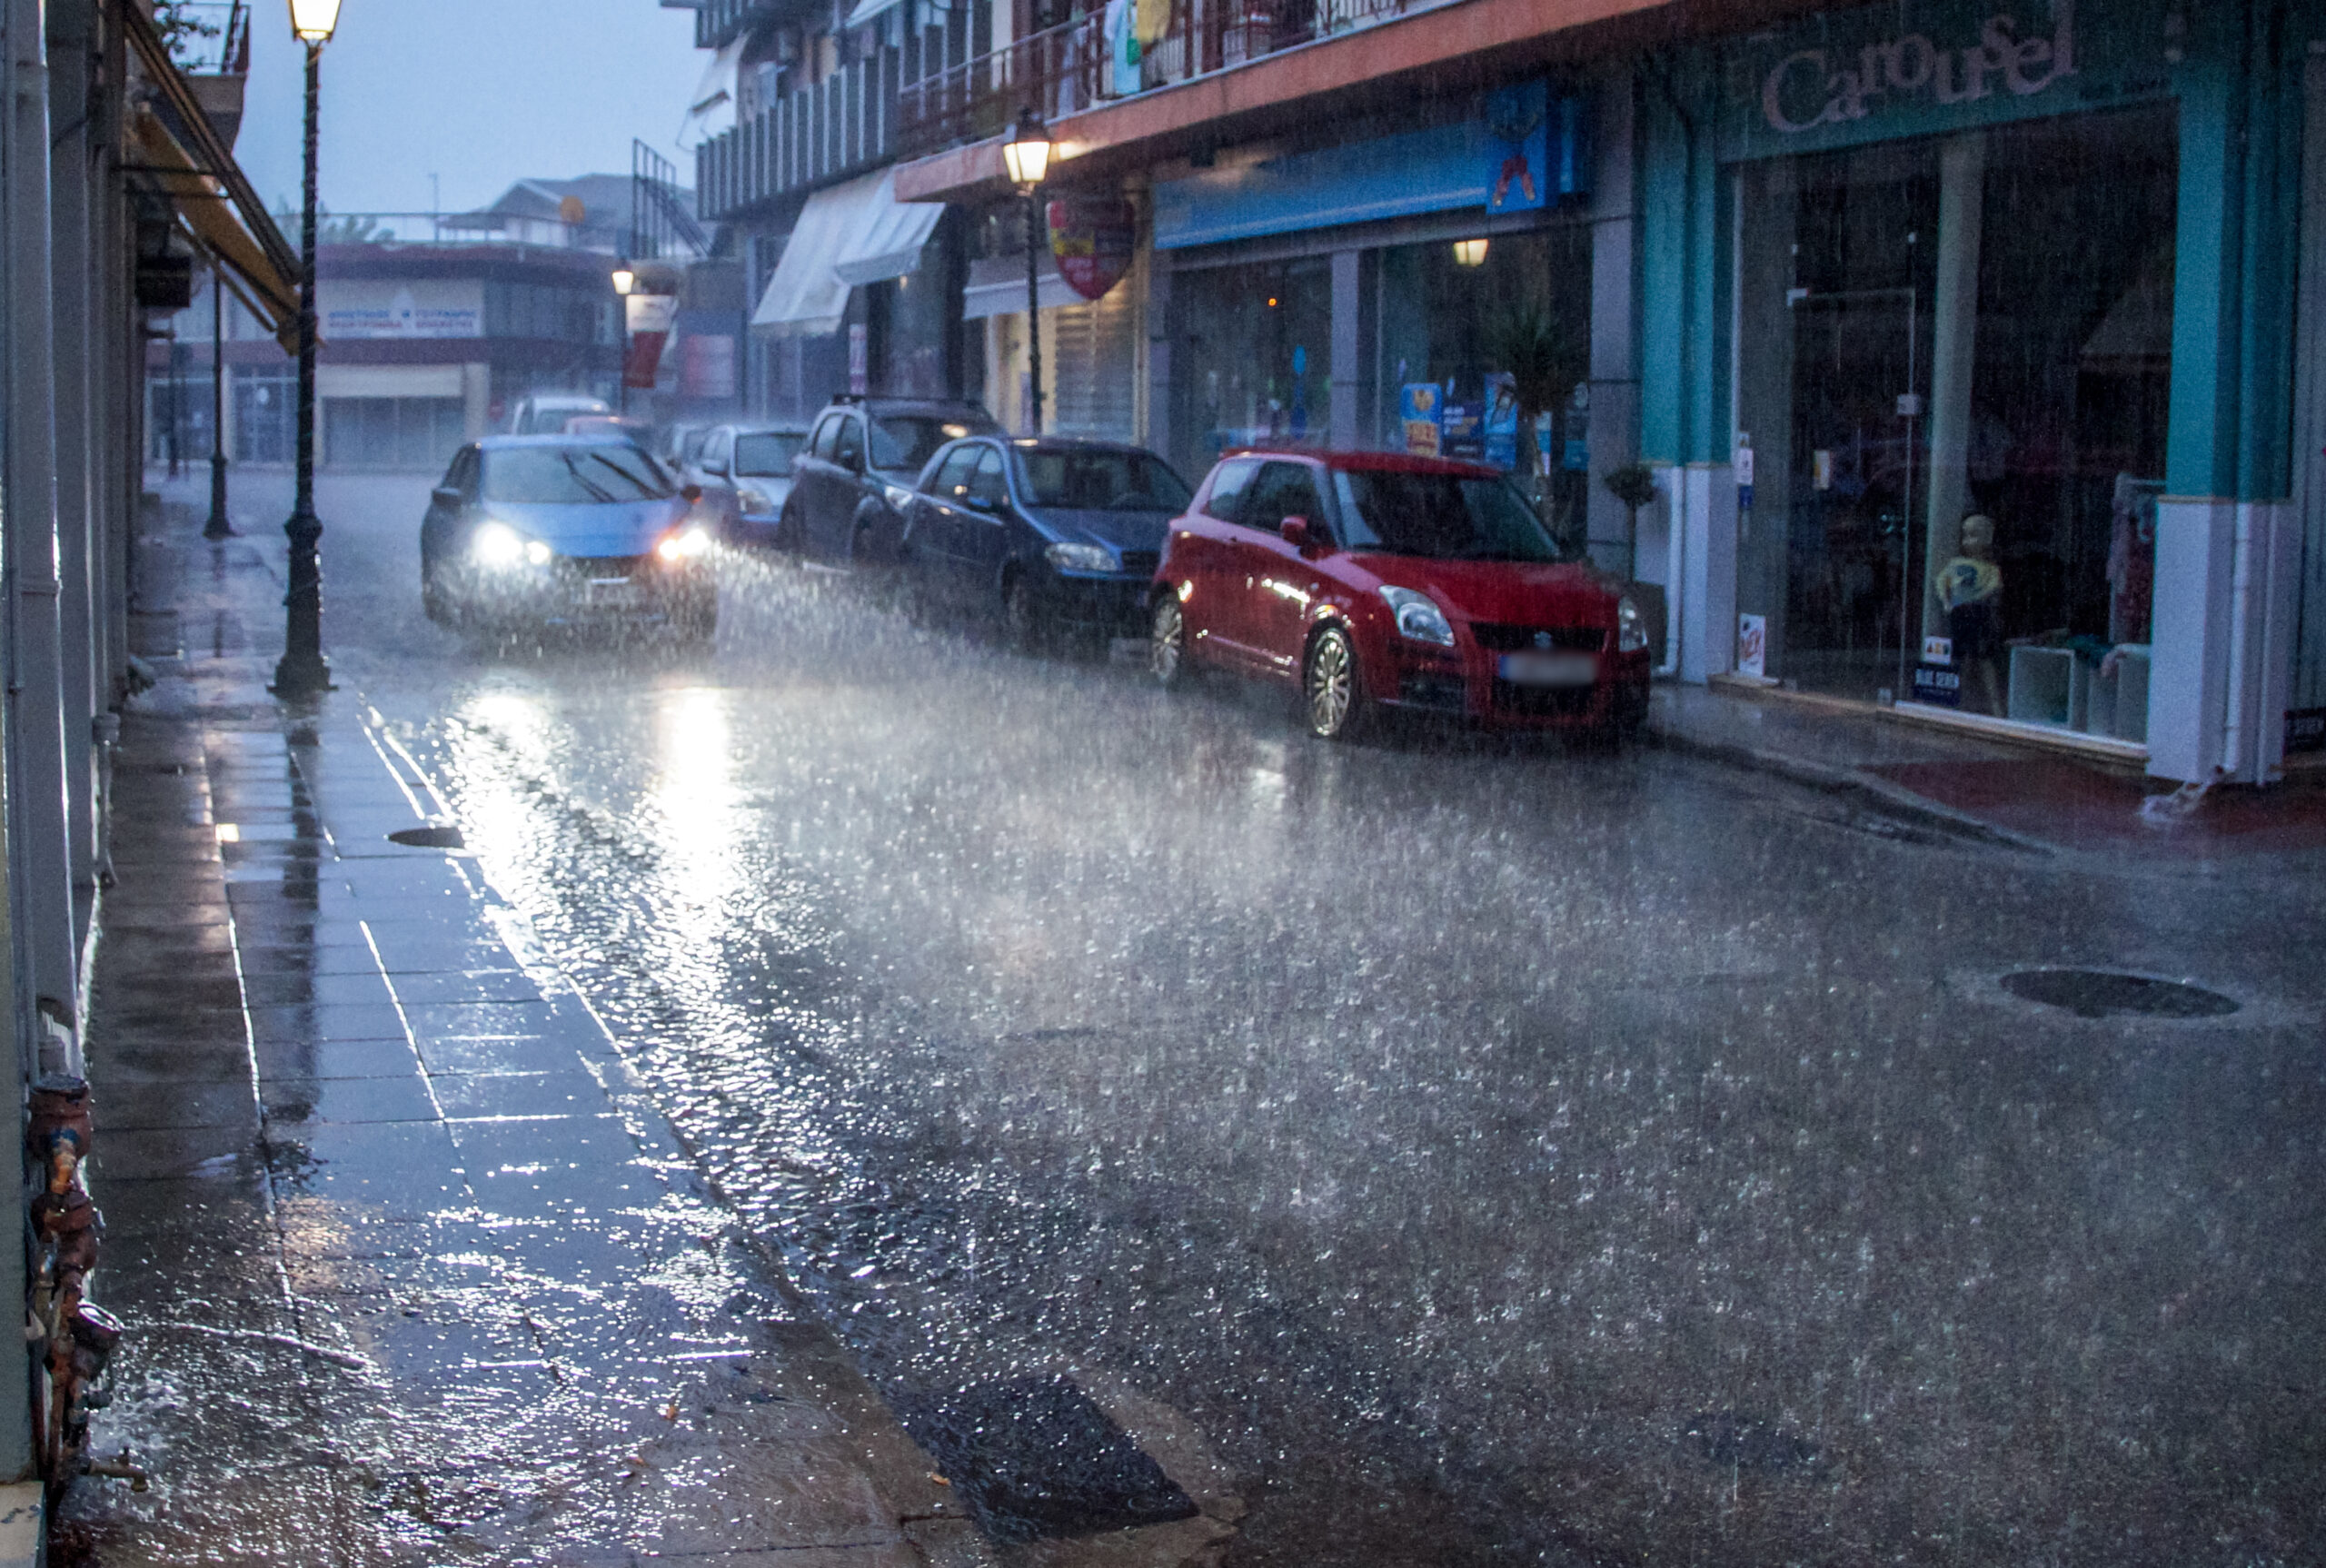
(55, 503, 993, 1564)
(1645, 680, 2326, 858)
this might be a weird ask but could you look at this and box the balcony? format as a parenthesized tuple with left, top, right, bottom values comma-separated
(897, 0, 1444, 162)
(695, 0, 787, 50)
(695, 55, 903, 222)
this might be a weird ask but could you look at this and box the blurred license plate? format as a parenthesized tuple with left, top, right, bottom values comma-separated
(1497, 651, 1596, 687)
(587, 577, 640, 606)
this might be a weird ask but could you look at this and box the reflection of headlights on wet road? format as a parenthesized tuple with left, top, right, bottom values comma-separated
(1617, 595, 1650, 653)
(472, 521, 552, 568)
(1045, 541, 1116, 573)
(655, 526, 713, 564)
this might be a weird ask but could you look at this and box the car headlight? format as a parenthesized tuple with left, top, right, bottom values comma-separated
(736, 486, 772, 515)
(1617, 595, 1650, 653)
(882, 482, 918, 511)
(1045, 541, 1117, 573)
(1378, 586, 1454, 647)
(655, 526, 713, 563)
(471, 521, 550, 568)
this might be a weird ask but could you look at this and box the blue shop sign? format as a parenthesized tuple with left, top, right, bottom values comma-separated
(1716, 0, 2182, 164)
(1155, 85, 1587, 251)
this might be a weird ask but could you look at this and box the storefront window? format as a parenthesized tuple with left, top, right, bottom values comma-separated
(1172, 257, 1332, 468)
(1375, 228, 1590, 545)
(1735, 103, 2176, 742)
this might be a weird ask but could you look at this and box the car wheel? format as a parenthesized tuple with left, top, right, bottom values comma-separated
(1002, 573, 1051, 654)
(1149, 594, 1189, 689)
(1302, 623, 1370, 741)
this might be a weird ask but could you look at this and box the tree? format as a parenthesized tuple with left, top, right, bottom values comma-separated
(1482, 300, 1584, 516)
(1602, 461, 1660, 581)
(154, 1, 220, 62)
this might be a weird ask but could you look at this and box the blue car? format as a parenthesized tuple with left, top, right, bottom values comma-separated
(420, 436, 718, 642)
(896, 437, 1193, 649)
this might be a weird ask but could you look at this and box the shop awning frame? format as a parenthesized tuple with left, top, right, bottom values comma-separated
(122, 1, 301, 353)
(750, 166, 942, 337)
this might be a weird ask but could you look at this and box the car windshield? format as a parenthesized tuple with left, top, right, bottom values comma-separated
(870, 414, 982, 471)
(482, 445, 677, 504)
(1013, 449, 1192, 511)
(734, 432, 805, 476)
(1331, 469, 1577, 562)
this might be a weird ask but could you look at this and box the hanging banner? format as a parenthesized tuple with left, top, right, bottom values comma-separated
(622, 293, 678, 390)
(1047, 197, 1136, 302)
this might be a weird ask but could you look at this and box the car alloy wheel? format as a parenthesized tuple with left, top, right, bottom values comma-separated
(1003, 575, 1049, 653)
(1303, 624, 1367, 740)
(1150, 595, 1187, 688)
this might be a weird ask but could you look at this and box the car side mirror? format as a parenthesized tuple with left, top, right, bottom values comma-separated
(681, 483, 702, 503)
(1280, 515, 1322, 551)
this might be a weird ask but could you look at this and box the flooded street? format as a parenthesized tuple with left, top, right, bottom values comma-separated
(181, 472, 2326, 1566)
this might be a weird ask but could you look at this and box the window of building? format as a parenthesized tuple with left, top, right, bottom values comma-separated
(234, 367, 295, 464)
(1172, 257, 1331, 471)
(323, 396, 467, 471)
(1733, 102, 2177, 741)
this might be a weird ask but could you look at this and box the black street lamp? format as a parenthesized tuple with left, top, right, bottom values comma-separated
(1002, 109, 1053, 435)
(273, 0, 342, 699)
(203, 264, 232, 539)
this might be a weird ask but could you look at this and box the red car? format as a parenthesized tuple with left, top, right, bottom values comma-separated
(1148, 451, 1652, 739)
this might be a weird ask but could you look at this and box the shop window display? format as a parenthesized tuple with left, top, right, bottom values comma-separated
(1172, 257, 1332, 470)
(1375, 229, 1591, 547)
(1734, 103, 2176, 741)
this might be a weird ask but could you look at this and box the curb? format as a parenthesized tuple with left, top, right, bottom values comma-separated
(1644, 721, 2055, 855)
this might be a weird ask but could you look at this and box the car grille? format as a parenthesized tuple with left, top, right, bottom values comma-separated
(1118, 550, 1160, 578)
(1469, 623, 1606, 653)
(1490, 681, 1599, 718)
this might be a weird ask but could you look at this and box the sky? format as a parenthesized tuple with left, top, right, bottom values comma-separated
(234, 0, 711, 217)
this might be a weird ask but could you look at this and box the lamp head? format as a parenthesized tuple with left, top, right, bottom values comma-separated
(1001, 109, 1053, 188)
(288, 0, 342, 42)
(611, 265, 636, 296)
(1452, 238, 1489, 268)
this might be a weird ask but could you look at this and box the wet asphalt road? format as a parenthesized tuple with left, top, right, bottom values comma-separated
(189, 471, 2326, 1566)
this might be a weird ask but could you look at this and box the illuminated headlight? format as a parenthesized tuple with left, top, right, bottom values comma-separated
(1045, 541, 1116, 573)
(1379, 586, 1454, 647)
(1616, 595, 1650, 653)
(882, 482, 918, 511)
(737, 486, 772, 515)
(471, 521, 549, 568)
(655, 526, 713, 563)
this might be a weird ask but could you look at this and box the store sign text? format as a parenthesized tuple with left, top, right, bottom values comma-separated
(1761, 5, 2077, 135)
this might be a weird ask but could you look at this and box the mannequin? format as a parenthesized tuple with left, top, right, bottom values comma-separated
(1933, 512, 2003, 715)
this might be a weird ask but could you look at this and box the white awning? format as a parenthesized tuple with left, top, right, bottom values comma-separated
(678, 35, 746, 149)
(961, 252, 1079, 319)
(831, 166, 944, 286)
(750, 167, 942, 337)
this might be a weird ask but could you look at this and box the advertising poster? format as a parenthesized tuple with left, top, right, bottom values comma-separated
(1399, 382, 1442, 457)
(1441, 396, 1483, 461)
(1736, 613, 1767, 679)
(1912, 635, 1960, 706)
(1483, 372, 1519, 471)
(1485, 81, 1549, 215)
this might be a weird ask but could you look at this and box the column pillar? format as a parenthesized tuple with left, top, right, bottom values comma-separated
(1327, 248, 1360, 451)
(1585, 65, 1640, 578)
(1921, 131, 1985, 641)
(46, 0, 96, 891)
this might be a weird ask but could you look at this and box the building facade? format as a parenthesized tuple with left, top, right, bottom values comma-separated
(876, 0, 2325, 788)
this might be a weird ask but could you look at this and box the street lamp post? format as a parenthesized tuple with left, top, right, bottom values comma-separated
(1002, 110, 1053, 435)
(611, 263, 635, 417)
(272, 0, 342, 699)
(203, 264, 232, 539)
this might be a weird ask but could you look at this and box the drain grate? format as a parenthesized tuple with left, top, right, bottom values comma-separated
(387, 824, 465, 850)
(898, 1376, 1198, 1542)
(2001, 968, 2239, 1019)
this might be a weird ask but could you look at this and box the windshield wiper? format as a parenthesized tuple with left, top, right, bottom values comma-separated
(583, 451, 670, 499)
(559, 452, 617, 502)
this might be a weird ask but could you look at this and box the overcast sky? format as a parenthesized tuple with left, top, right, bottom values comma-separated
(233, 0, 711, 217)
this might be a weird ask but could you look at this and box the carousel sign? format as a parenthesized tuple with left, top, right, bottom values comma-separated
(1761, 3, 2078, 136)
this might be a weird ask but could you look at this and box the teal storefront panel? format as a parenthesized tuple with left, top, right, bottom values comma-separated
(1152, 123, 1495, 251)
(1715, 0, 2182, 164)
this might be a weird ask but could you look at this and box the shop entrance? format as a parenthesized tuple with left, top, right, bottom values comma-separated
(1776, 286, 1926, 704)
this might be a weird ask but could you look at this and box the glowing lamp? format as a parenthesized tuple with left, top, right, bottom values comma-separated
(1453, 238, 1489, 268)
(288, 0, 343, 42)
(611, 265, 636, 296)
(1001, 110, 1053, 187)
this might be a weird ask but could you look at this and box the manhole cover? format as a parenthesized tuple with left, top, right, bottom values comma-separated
(2001, 968, 2239, 1019)
(898, 1376, 1198, 1542)
(387, 824, 464, 850)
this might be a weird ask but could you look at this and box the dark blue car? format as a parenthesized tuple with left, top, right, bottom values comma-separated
(420, 436, 718, 642)
(897, 437, 1193, 649)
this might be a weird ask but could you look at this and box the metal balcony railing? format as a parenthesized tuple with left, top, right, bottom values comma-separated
(158, 0, 251, 75)
(278, 212, 629, 254)
(897, 0, 1449, 161)
(695, 53, 903, 221)
(696, 0, 786, 50)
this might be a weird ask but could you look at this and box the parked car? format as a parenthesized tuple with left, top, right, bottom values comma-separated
(562, 414, 652, 448)
(420, 436, 717, 643)
(1148, 451, 1652, 740)
(691, 422, 811, 548)
(657, 421, 714, 483)
(505, 393, 611, 436)
(778, 394, 999, 565)
(898, 436, 1191, 648)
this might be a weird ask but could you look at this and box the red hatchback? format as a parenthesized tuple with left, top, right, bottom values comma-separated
(1148, 451, 1652, 739)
